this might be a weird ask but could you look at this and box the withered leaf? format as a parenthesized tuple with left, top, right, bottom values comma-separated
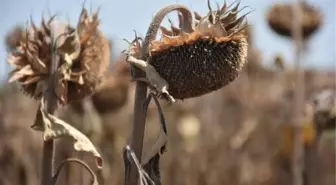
(32, 98, 103, 169)
(125, 55, 175, 103)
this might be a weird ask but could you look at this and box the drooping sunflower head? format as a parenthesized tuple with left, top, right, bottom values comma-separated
(144, 0, 251, 99)
(267, 2, 323, 39)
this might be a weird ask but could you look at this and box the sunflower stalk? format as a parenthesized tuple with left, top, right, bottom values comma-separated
(124, 1, 250, 184)
(6, 6, 109, 185)
(39, 38, 62, 185)
(40, 20, 80, 185)
(124, 4, 194, 185)
(291, 1, 305, 185)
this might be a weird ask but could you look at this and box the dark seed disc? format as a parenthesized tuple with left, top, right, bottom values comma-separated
(149, 37, 247, 99)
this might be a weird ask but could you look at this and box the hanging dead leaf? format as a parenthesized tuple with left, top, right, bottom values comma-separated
(31, 98, 103, 169)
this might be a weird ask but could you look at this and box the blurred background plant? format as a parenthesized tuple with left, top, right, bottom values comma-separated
(0, 0, 334, 185)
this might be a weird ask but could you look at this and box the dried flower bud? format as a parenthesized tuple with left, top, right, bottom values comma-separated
(267, 2, 323, 39)
(4, 25, 26, 51)
(7, 7, 110, 105)
(274, 54, 286, 71)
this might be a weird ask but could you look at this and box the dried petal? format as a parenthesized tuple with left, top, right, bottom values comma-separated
(160, 26, 173, 36)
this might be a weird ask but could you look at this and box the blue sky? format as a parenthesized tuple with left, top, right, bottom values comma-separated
(0, 0, 335, 81)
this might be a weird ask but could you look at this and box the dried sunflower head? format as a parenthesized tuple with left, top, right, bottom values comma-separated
(90, 67, 131, 114)
(7, 7, 110, 105)
(70, 59, 132, 114)
(267, 2, 323, 39)
(4, 25, 26, 52)
(312, 89, 335, 131)
(129, 0, 250, 100)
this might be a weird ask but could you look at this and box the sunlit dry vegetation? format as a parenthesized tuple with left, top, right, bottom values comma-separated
(0, 0, 334, 185)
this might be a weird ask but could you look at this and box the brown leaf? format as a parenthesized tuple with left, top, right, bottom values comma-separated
(32, 98, 103, 169)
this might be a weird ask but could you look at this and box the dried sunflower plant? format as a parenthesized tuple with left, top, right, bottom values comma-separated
(122, 0, 252, 184)
(266, 1, 323, 185)
(6, 6, 110, 185)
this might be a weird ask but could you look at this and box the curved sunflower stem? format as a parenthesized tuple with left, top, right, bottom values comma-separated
(51, 158, 98, 185)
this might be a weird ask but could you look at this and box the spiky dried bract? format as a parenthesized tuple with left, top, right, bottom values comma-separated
(145, 1, 249, 99)
(267, 2, 322, 39)
(7, 8, 110, 105)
